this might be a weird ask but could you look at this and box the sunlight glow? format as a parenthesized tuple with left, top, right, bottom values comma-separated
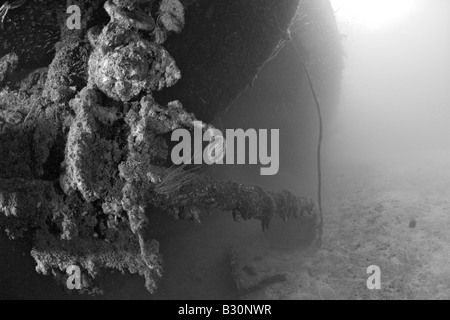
(331, 0, 418, 30)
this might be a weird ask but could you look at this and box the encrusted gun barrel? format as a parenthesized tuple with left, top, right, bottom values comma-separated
(152, 174, 317, 231)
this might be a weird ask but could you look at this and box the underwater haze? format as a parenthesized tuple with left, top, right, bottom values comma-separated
(1, 0, 450, 301)
(321, 0, 450, 299)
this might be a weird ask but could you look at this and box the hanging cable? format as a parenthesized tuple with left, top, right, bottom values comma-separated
(291, 40, 324, 248)
(273, 14, 324, 248)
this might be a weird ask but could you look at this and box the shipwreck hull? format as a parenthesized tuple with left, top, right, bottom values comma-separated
(0, 0, 343, 298)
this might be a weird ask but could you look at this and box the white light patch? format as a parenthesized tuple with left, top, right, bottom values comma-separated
(331, 0, 418, 30)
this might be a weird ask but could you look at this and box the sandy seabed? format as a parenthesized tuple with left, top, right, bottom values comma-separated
(277, 148, 450, 300)
(232, 141, 450, 300)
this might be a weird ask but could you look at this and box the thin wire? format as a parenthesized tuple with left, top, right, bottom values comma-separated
(273, 13, 324, 247)
(290, 39, 324, 248)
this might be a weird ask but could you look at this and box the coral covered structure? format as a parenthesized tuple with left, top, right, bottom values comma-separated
(0, 0, 315, 294)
